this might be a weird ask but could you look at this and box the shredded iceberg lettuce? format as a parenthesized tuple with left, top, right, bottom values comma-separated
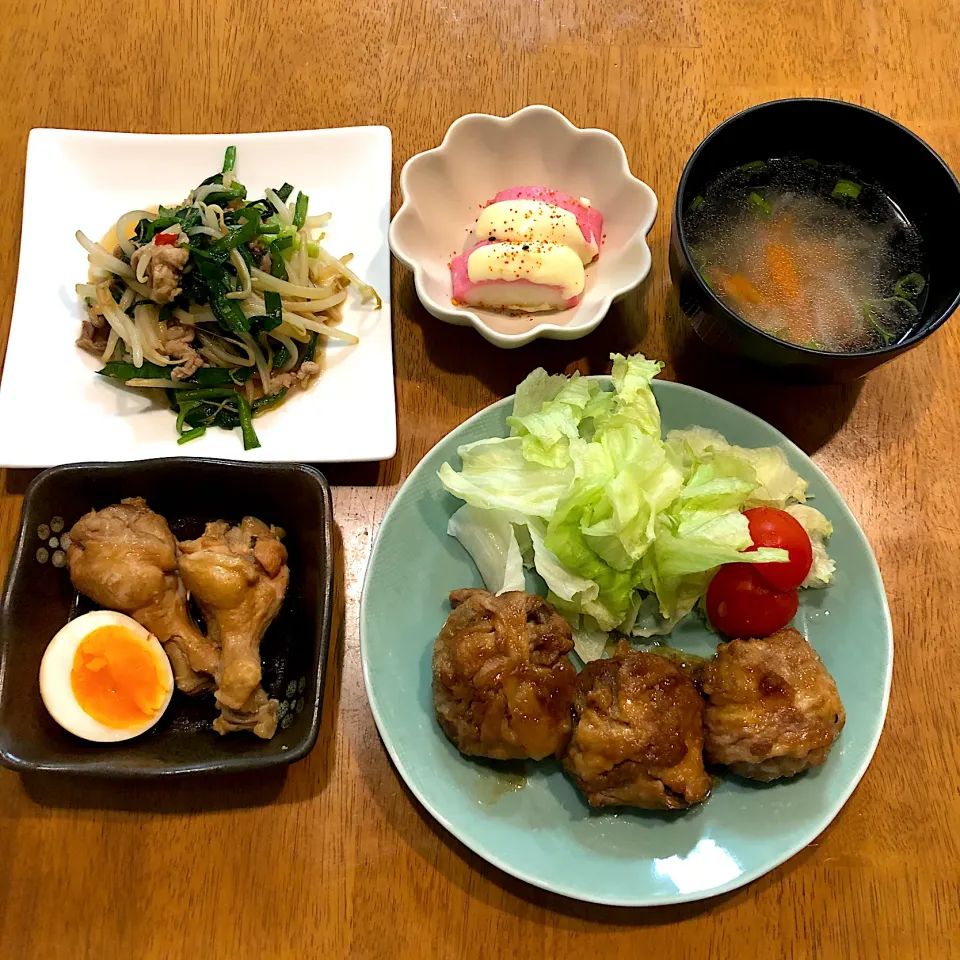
(439, 354, 830, 659)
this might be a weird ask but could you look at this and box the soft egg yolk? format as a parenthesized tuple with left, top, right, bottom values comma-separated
(70, 626, 167, 729)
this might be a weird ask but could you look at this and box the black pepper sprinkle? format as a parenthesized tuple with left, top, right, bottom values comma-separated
(488, 236, 496, 242)
(522, 244, 529, 251)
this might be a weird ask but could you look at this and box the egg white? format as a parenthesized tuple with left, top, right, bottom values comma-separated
(39, 610, 174, 742)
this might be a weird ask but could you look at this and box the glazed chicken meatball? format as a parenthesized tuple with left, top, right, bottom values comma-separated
(432, 589, 577, 761)
(702, 627, 845, 781)
(563, 641, 711, 810)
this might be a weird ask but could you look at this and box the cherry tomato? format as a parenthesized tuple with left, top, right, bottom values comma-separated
(742, 506, 813, 591)
(706, 563, 799, 638)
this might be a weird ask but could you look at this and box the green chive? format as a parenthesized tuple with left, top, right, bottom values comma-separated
(237, 393, 260, 450)
(252, 388, 288, 415)
(202, 183, 248, 206)
(253, 290, 283, 333)
(177, 426, 207, 445)
(175, 387, 238, 403)
(832, 179, 862, 200)
(195, 260, 250, 333)
(272, 344, 291, 370)
(269, 238, 290, 280)
(293, 191, 309, 229)
(230, 366, 256, 385)
(862, 302, 894, 344)
(748, 192, 772, 216)
(893, 272, 926, 301)
(208, 208, 262, 254)
(99, 360, 171, 381)
(176, 402, 197, 435)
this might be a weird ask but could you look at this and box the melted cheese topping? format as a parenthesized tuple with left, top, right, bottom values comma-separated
(466, 242, 585, 300)
(476, 200, 598, 264)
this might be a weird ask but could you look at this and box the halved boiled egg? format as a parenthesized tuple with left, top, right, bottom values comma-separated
(39, 610, 174, 742)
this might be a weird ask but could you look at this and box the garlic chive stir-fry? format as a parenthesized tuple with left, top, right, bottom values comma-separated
(75, 147, 379, 449)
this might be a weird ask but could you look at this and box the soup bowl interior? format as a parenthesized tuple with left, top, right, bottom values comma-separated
(672, 98, 960, 379)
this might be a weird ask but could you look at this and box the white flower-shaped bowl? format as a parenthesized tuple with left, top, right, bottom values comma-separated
(389, 105, 658, 348)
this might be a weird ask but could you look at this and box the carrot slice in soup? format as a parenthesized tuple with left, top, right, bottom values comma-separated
(719, 272, 763, 305)
(764, 242, 800, 301)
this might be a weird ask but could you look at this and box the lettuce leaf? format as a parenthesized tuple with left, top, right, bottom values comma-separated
(440, 353, 816, 640)
(438, 436, 572, 518)
(630, 593, 691, 638)
(506, 375, 594, 467)
(526, 520, 599, 605)
(511, 367, 570, 418)
(786, 504, 835, 588)
(570, 617, 612, 662)
(446, 505, 525, 595)
(592, 354, 663, 438)
(666, 426, 808, 507)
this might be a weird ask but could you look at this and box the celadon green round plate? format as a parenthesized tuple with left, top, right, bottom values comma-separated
(360, 379, 892, 906)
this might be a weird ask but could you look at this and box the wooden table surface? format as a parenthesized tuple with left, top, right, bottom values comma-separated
(1, 1, 958, 957)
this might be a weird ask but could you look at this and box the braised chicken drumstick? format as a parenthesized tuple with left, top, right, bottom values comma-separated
(178, 518, 288, 739)
(67, 498, 218, 695)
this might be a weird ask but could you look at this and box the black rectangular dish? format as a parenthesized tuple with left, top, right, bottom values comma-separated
(0, 458, 333, 777)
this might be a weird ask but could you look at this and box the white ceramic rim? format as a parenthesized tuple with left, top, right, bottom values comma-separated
(0, 126, 396, 466)
(389, 105, 659, 348)
(359, 378, 893, 906)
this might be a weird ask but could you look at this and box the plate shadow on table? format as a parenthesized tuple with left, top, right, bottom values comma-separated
(394, 257, 932, 460)
(2, 468, 41, 497)
(662, 290, 861, 455)
(321, 459, 402, 488)
(396, 267, 650, 400)
(661, 285, 942, 456)
(17, 523, 349, 814)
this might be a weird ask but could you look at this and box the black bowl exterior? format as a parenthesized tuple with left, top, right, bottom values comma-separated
(0, 458, 333, 778)
(671, 98, 960, 383)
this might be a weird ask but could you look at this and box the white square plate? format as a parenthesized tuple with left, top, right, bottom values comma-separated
(0, 127, 395, 466)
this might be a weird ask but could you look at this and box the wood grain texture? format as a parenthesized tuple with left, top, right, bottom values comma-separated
(1, 0, 958, 956)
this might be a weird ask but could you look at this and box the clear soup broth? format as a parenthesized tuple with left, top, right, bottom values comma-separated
(685, 158, 928, 352)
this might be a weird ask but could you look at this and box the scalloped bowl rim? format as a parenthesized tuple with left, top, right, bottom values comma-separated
(390, 105, 659, 348)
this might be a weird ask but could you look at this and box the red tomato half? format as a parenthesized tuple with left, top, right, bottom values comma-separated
(743, 507, 813, 591)
(706, 563, 799, 638)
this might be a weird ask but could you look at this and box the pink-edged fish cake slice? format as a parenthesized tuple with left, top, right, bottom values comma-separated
(477, 186, 603, 264)
(450, 240, 585, 312)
